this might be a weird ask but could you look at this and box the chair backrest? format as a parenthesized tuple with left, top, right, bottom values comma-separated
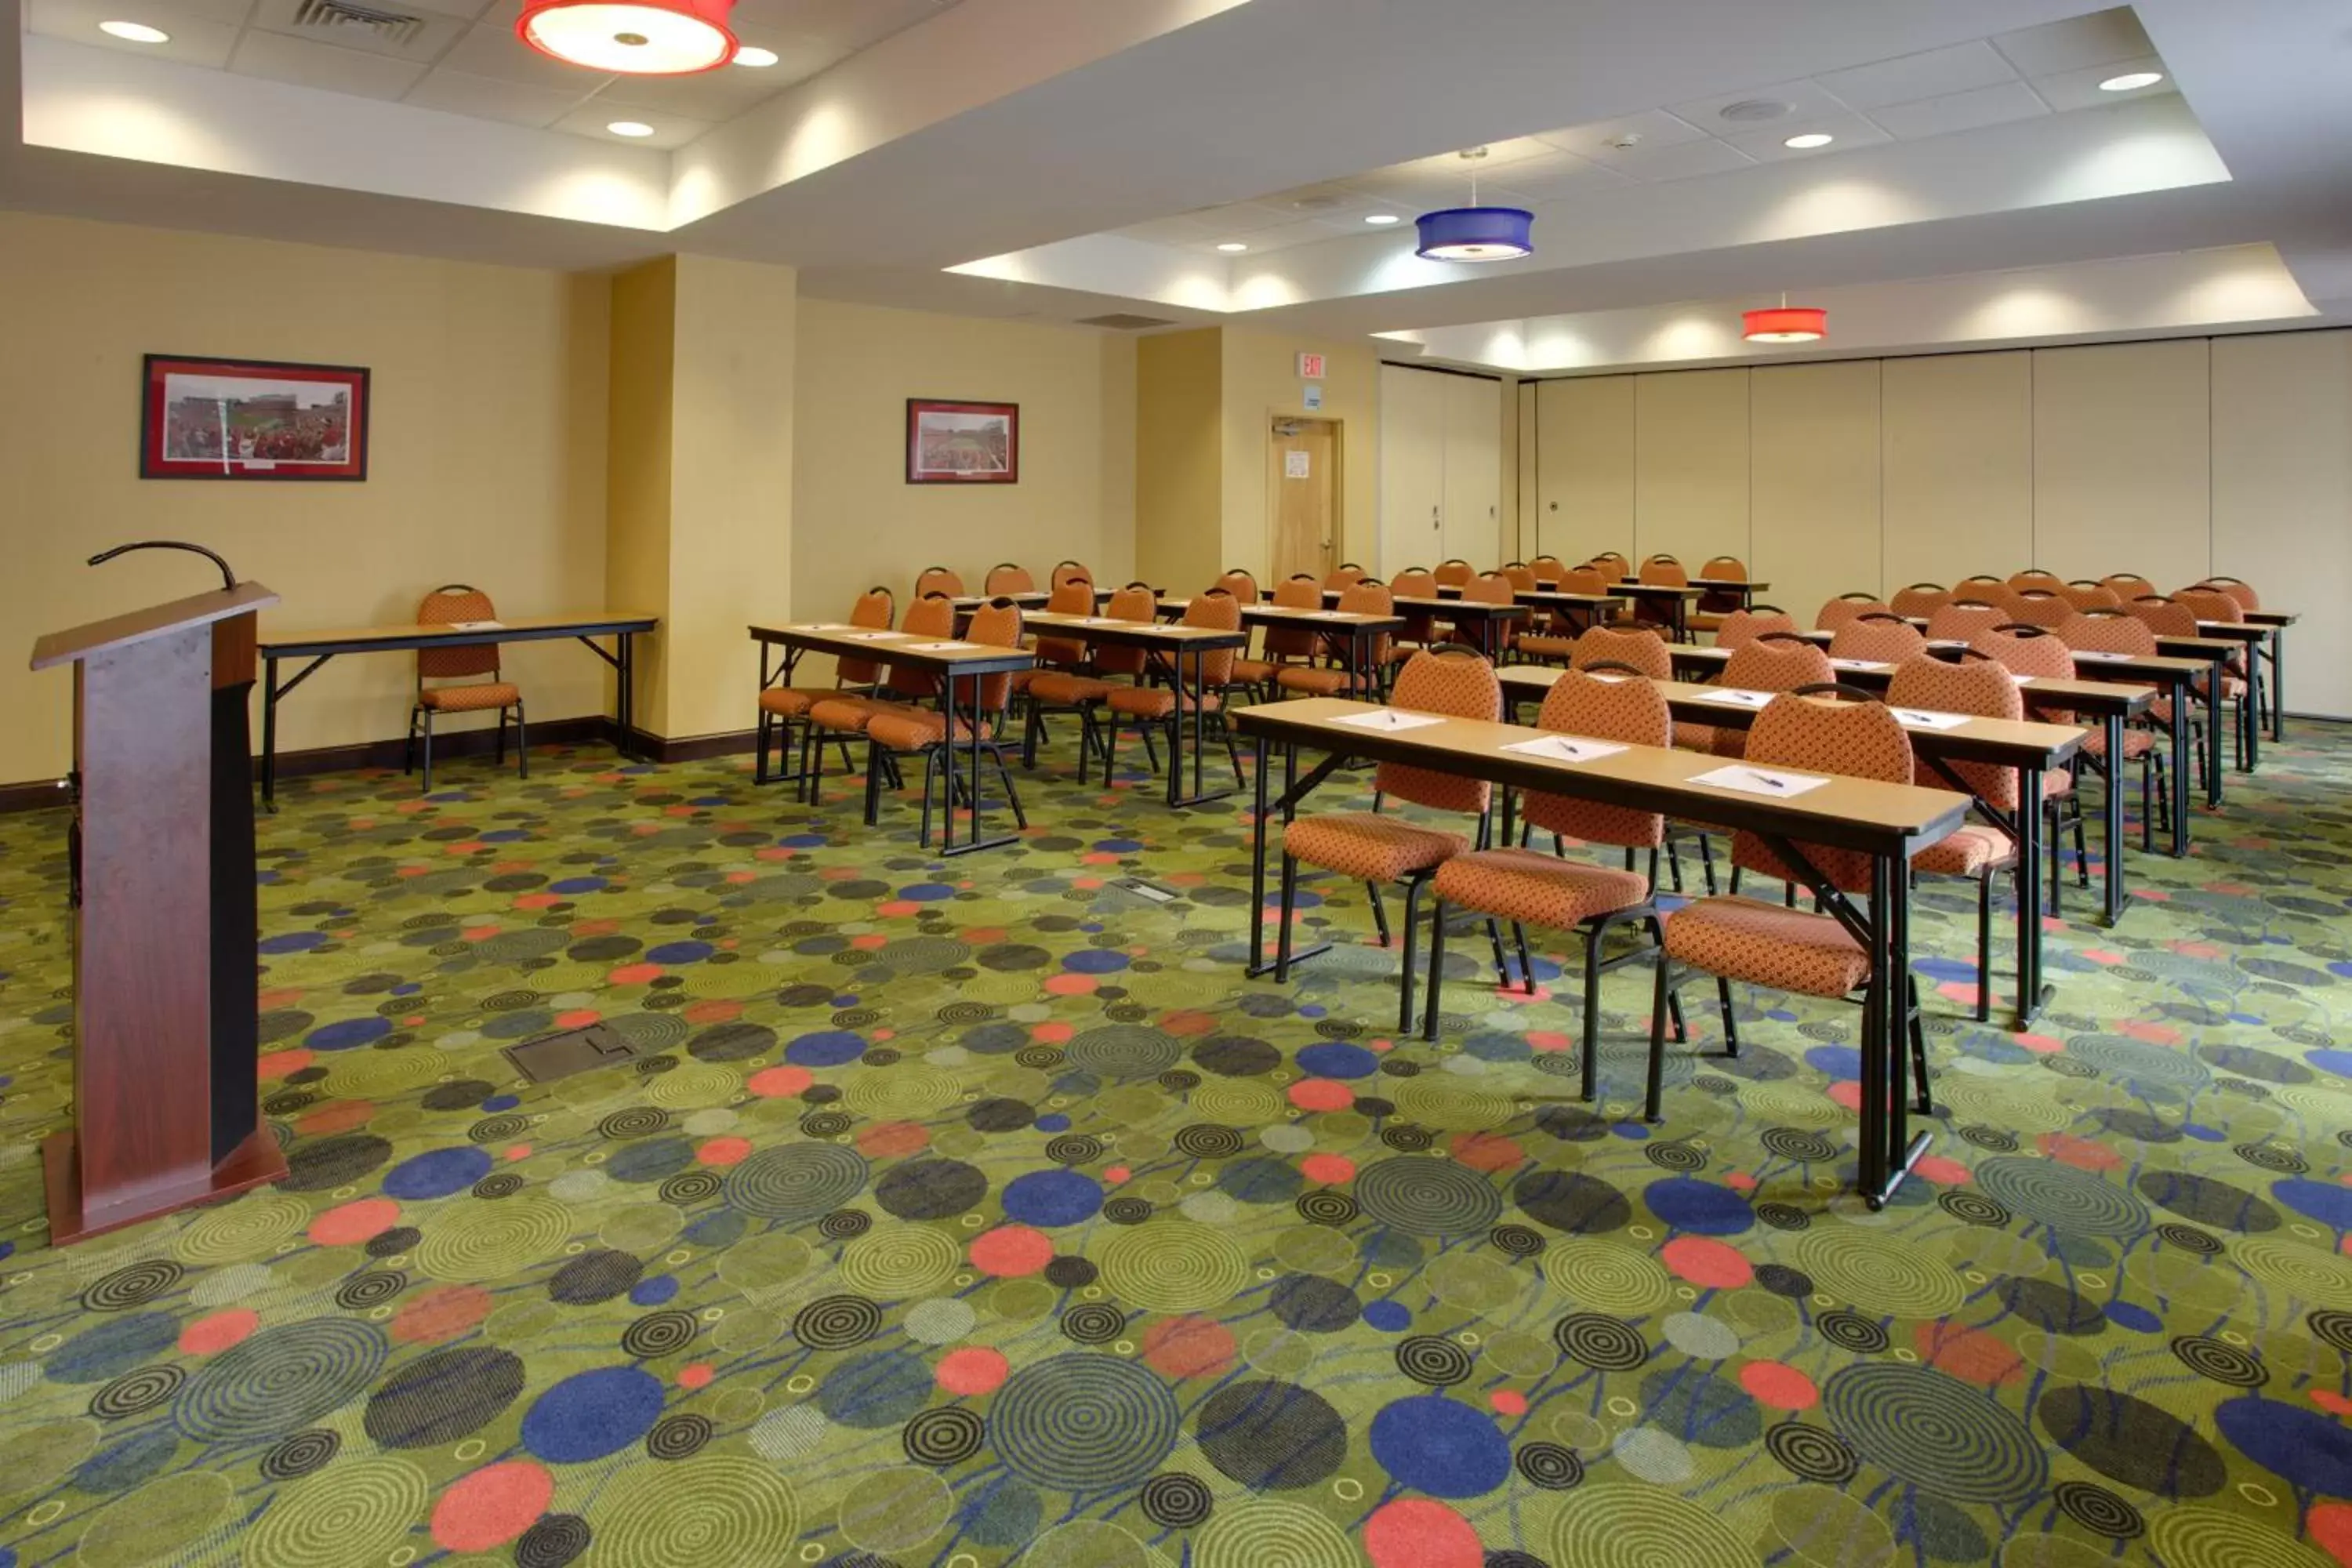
(2059, 581, 2120, 612)
(418, 584, 501, 681)
(1587, 551, 1629, 579)
(2007, 590, 2072, 630)
(964, 600, 1025, 713)
(1639, 554, 1686, 585)
(1521, 671, 1670, 848)
(914, 564, 965, 599)
(2098, 572, 2152, 598)
(1094, 585, 1159, 677)
(1501, 561, 1539, 592)
(1926, 601, 2005, 641)
(1558, 565, 1610, 596)
(884, 593, 960, 698)
(1888, 583, 1950, 619)
(2054, 611, 2155, 655)
(1326, 562, 1367, 590)
(1389, 568, 1439, 641)
(1180, 589, 1242, 689)
(1265, 575, 1324, 659)
(1829, 614, 1927, 663)
(2196, 576, 2260, 613)
(984, 562, 1034, 596)
(1433, 558, 1475, 589)
(1334, 580, 1394, 667)
(839, 586, 895, 686)
(1461, 571, 1515, 605)
(2172, 587, 2241, 625)
(1722, 636, 1835, 696)
(2006, 568, 2062, 592)
(1377, 651, 1500, 813)
(1714, 608, 1799, 649)
(1970, 624, 2078, 681)
(1035, 578, 1095, 667)
(1886, 655, 2022, 810)
(2125, 595, 2199, 637)
(1528, 554, 1569, 585)
(1735, 695, 1914, 895)
(1052, 561, 1094, 590)
(1571, 625, 1671, 681)
(1692, 556, 1745, 615)
(1816, 593, 1892, 632)
(1216, 568, 1260, 604)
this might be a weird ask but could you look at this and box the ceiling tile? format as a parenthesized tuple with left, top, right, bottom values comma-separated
(27, 0, 241, 65)
(230, 27, 429, 95)
(1195, 220, 1332, 255)
(1490, 154, 1635, 203)
(1991, 6, 2154, 78)
(2030, 56, 2176, 112)
(1112, 214, 1232, 246)
(439, 2, 606, 86)
(591, 61, 787, 116)
(1719, 110, 1894, 163)
(1811, 40, 2017, 111)
(396, 0, 495, 23)
(1869, 79, 2050, 140)
(550, 100, 713, 147)
(1537, 109, 1708, 162)
(699, 30, 852, 84)
(743, 0, 945, 54)
(1665, 78, 1852, 133)
(1599, 137, 1755, 183)
(401, 64, 586, 124)
(143, 0, 258, 27)
(246, 0, 466, 63)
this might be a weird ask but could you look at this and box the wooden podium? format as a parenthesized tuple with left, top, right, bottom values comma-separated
(31, 572, 289, 1242)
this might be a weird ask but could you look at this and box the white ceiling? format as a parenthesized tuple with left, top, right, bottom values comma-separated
(1120, 9, 2176, 258)
(20, 0, 960, 147)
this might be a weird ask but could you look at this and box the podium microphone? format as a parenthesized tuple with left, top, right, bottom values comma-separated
(88, 539, 238, 590)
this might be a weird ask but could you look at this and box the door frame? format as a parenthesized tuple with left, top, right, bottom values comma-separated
(1266, 412, 1345, 581)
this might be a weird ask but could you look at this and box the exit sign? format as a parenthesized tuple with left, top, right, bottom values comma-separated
(1297, 352, 1325, 379)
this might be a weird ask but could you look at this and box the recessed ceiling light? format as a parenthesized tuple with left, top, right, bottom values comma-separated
(607, 121, 656, 137)
(1216, 242, 1249, 252)
(1783, 132, 1834, 150)
(99, 20, 169, 42)
(732, 45, 777, 67)
(2099, 71, 2165, 92)
(1364, 214, 1401, 226)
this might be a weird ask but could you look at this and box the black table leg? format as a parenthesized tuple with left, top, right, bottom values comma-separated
(1248, 734, 1271, 973)
(1190, 643, 1206, 804)
(1884, 866, 1930, 1191)
(2270, 629, 2287, 742)
(2169, 678, 2190, 858)
(1857, 855, 1892, 1203)
(2015, 764, 2046, 1030)
(2101, 713, 2126, 925)
(2203, 655, 2226, 807)
(261, 655, 281, 813)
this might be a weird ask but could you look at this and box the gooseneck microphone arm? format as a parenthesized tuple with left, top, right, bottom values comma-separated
(87, 540, 238, 590)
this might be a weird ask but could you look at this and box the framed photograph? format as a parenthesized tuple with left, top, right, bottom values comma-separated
(906, 398, 1018, 485)
(140, 354, 370, 481)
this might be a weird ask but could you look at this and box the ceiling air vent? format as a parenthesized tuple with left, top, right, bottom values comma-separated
(1718, 98, 1792, 122)
(1076, 313, 1178, 330)
(290, 0, 426, 48)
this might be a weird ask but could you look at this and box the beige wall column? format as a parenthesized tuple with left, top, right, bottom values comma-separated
(607, 254, 798, 743)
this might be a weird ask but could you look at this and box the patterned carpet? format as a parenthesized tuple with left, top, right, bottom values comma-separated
(2, 719, 2351, 1568)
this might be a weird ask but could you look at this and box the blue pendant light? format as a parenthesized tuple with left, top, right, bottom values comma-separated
(1415, 148, 1534, 263)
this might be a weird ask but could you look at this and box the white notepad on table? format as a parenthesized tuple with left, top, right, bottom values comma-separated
(1831, 658, 1888, 672)
(1926, 638, 1966, 650)
(445, 619, 503, 632)
(2074, 650, 2130, 662)
(832, 629, 905, 641)
(1585, 673, 1635, 684)
(1692, 764, 1829, 798)
(800, 622, 851, 631)
(2009, 673, 2036, 685)
(1332, 709, 1444, 732)
(1502, 735, 1627, 764)
(1698, 687, 1774, 710)
(907, 641, 978, 652)
(1891, 707, 1971, 731)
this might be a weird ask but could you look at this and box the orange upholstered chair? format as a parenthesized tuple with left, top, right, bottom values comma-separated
(2007, 568, 2063, 593)
(2136, 593, 2249, 759)
(1386, 568, 1442, 656)
(1529, 554, 1570, 586)
(1103, 588, 1246, 788)
(1713, 607, 1799, 650)
(1625, 554, 1689, 633)
(1432, 558, 1475, 589)
(1887, 655, 2027, 1021)
(756, 585, 891, 794)
(1326, 562, 1367, 590)
(1889, 583, 1950, 619)
(1274, 649, 1501, 1029)
(1829, 613, 1927, 666)
(1955, 575, 2018, 615)
(808, 593, 954, 743)
(1969, 625, 2090, 899)
(1518, 564, 1617, 661)
(1278, 579, 1392, 698)
(2098, 572, 2152, 599)
(2006, 590, 2071, 630)
(1501, 561, 1539, 593)
(1926, 600, 2006, 642)
(1690, 555, 1748, 633)
(2196, 576, 2260, 613)
(1029, 576, 1097, 677)
(914, 564, 965, 599)
(1443, 571, 1519, 655)
(1704, 636, 1835, 758)
(1022, 583, 1156, 780)
(2060, 580, 2120, 612)
(2055, 612, 2175, 845)
(1572, 625, 1671, 681)
(408, 584, 526, 793)
(1647, 693, 1926, 1123)
(1587, 550, 1629, 580)
(1423, 670, 1682, 1093)
(1051, 561, 1094, 592)
(984, 562, 1035, 596)
(1217, 567, 1261, 604)
(841, 598, 1026, 844)
(1233, 574, 1323, 694)
(2173, 586, 2243, 626)
(1816, 592, 1890, 633)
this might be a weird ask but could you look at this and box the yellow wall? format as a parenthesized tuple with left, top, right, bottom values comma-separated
(1135, 328, 1224, 595)
(795, 299, 1134, 631)
(605, 257, 677, 731)
(1220, 327, 1379, 583)
(0, 210, 609, 782)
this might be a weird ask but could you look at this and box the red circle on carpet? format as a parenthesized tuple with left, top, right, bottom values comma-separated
(1364, 1497, 1483, 1568)
(430, 1461, 554, 1552)
(967, 1225, 1053, 1276)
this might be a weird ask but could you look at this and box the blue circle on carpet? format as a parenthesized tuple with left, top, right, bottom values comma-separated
(779, 834, 826, 849)
(1369, 1395, 1512, 1497)
(2183, 1123, 2226, 1142)
(2104, 1300, 2161, 1333)
(1063, 949, 1129, 975)
(1916, 956, 1978, 983)
(1644, 1177, 1754, 1236)
(521, 1367, 665, 1463)
(630, 1276, 680, 1307)
(786, 1030, 867, 1067)
(44, 1312, 178, 1384)
(2315, 1051, 2352, 1080)
(1034, 1113, 1071, 1133)
(646, 941, 713, 965)
(2216, 1398, 2352, 1494)
(1297, 1041, 1378, 1080)
(1001, 1169, 1102, 1226)
(259, 931, 330, 955)
(383, 1146, 493, 1200)
(2271, 1178, 2352, 1229)
(1093, 839, 1144, 854)
(1803, 1044, 1864, 1080)
(898, 884, 956, 902)
(307, 1016, 390, 1051)
(1362, 1301, 1410, 1331)
(482, 1094, 520, 1112)
(549, 877, 608, 895)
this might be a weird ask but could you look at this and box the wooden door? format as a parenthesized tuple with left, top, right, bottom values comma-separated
(1269, 416, 1339, 581)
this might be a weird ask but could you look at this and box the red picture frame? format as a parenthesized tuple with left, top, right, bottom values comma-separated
(906, 397, 1018, 485)
(141, 354, 370, 481)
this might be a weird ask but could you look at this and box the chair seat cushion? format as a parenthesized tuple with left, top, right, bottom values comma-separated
(863, 704, 993, 751)
(2043, 770, 2074, 798)
(757, 687, 838, 717)
(1913, 822, 2014, 877)
(1434, 848, 1649, 930)
(1664, 895, 1869, 999)
(1283, 813, 1468, 883)
(1671, 721, 1721, 753)
(1515, 634, 1579, 662)
(808, 696, 882, 733)
(419, 682, 519, 713)
(2083, 726, 2156, 759)
(1106, 686, 1221, 718)
(1028, 672, 1113, 705)
(1275, 666, 1372, 697)
(1230, 659, 1279, 684)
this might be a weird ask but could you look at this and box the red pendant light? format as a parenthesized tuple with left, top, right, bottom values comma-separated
(1742, 297, 1828, 343)
(518, 0, 737, 74)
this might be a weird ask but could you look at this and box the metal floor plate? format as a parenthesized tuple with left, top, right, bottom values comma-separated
(501, 1023, 643, 1083)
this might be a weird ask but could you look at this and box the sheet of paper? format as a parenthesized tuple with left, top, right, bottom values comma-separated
(1830, 657, 1889, 671)
(1698, 687, 1774, 709)
(445, 619, 503, 632)
(1891, 707, 1971, 731)
(1501, 734, 1627, 764)
(833, 629, 906, 641)
(1330, 709, 1445, 731)
(1926, 638, 1966, 649)
(906, 641, 978, 652)
(800, 622, 851, 630)
(1585, 673, 1635, 684)
(1690, 764, 1830, 798)
(2074, 650, 2130, 662)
